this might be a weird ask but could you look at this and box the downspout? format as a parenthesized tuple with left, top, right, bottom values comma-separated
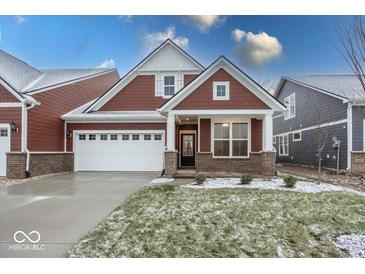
(23, 102, 36, 178)
(347, 102, 353, 171)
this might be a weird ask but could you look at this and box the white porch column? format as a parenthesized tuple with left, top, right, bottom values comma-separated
(166, 112, 175, 150)
(263, 113, 273, 151)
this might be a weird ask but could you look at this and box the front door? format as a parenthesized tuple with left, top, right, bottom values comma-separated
(180, 134, 195, 167)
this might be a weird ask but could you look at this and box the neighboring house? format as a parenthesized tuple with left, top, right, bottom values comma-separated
(0, 50, 120, 178)
(61, 39, 285, 177)
(273, 75, 365, 174)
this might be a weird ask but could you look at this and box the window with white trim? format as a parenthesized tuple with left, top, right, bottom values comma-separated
(292, 131, 302, 142)
(213, 122, 248, 157)
(110, 134, 118, 140)
(144, 134, 151, 140)
(163, 76, 175, 97)
(0, 128, 8, 137)
(154, 134, 162, 140)
(122, 134, 129, 141)
(278, 135, 289, 156)
(89, 134, 96, 140)
(132, 134, 139, 140)
(79, 134, 86, 140)
(100, 134, 108, 141)
(284, 93, 295, 120)
(213, 81, 230, 100)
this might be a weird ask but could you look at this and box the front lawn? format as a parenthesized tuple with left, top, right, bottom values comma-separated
(65, 185, 365, 257)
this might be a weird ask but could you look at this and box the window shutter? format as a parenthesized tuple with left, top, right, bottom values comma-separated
(176, 73, 183, 91)
(155, 73, 163, 97)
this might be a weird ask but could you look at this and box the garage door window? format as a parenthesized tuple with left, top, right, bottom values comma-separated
(132, 134, 139, 140)
(89, 134, 96, 140)
(122, 134, 129, 140)
(144, 134, 151, 140)
(154, 134, 162, 140)
(79, 134, 86, 140)
(111, 134, 118, 140)
(100, 134, 108, 141)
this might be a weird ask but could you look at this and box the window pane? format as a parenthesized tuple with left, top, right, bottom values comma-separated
(154, 134, 162, 140)
(164, 86, 175, 96)
(132, 134, 139, 140)
(232, 140, 248, 157)
(89, 134, 96, 140)
(216, 85, 226, 97)
(232, 123, 248, 139)
(100, 134, 107, 140)
(214, 123, 230, 139)
(144, 134, 151, 140)
(79, 134, 85, 140)
(122, 134, 129, 140)
(164, 76, 174, 85)
(110, 134, 118, 140)
(214, 140, 229, 156)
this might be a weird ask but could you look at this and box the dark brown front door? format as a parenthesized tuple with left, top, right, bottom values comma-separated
(180, 134, 195, 167)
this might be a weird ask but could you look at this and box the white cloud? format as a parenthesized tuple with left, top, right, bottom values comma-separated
(118, 15, 133, 23)
(98, 59, 116, 69)
(231, 28, 246, 42)
(143, 27, 189, 52)
(233, 30, 283, 67)
(14, 16, 26, 25)
(183, 16, 225, 33)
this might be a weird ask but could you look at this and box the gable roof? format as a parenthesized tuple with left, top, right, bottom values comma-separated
(0, 49, 117, 95)
(84, 39, 205, 113)
(275, 75, 365, 102)
(158, 56, 286, 113)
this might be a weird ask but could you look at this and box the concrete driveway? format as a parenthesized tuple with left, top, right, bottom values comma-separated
(0, 171, 158, 258)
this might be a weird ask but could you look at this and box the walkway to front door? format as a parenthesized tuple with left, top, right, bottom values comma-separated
(180, 133, 195, 167)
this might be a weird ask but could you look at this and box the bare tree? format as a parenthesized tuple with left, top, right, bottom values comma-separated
(337, 16, 365, 93)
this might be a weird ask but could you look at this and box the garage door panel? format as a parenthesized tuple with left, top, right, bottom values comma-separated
(74, 132, 164, 171)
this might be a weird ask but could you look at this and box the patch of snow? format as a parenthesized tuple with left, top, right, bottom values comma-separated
(181, 178, 365, 197)
(332, 234, 365, 258)
(150, 178, 175, 184)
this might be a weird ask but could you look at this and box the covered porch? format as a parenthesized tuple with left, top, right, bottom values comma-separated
(164, 109, 276, 177)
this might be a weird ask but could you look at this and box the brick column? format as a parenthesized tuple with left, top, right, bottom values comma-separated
(351, 152, 365, 175)
(164, 150, 177, 176)
(6, 152, 27, 179)
(260, 151, 276, 176)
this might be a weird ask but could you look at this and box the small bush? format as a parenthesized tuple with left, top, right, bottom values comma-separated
(283, 175, 297, 188)
(240, 175, 252, 185)
(195, 174, 206, 185)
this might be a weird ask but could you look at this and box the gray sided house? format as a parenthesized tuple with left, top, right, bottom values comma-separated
(273, 75, 365, 174)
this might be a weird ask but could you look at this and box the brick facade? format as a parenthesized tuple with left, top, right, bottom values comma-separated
(351, 151, 365, 175)
(6, 152, 74, 179)
(195, 151, 276, 176)
(164, 150, 178, 176)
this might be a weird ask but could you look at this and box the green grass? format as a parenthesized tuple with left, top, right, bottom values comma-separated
(65, 185, 365, 258)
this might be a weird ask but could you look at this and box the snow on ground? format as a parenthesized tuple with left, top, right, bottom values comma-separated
(332, 234, 365, 258)
(150, 178, 175, 184)
(181, 177, 365, 197)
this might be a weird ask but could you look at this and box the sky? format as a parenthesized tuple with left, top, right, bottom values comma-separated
(0, 15, 356, 87)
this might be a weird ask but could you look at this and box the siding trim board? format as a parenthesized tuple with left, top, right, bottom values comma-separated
(273, 118, 347, 137)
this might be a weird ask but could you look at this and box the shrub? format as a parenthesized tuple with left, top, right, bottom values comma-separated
(240, 175, 252, 185)
(283, 175, 297, 188)
(194, 174, 206, 185)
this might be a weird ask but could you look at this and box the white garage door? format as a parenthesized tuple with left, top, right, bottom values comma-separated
(0, 124, 10, 177)
(74, 131, 165, 171)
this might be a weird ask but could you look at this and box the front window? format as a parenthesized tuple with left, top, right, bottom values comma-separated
(164, 76, 175, 97)
(293, 131, 301, 142)
(213, 122, 249, 157)
(279, 135, 289, 156)
(213, 82, 230, 100)
(284, 93, 295, 120)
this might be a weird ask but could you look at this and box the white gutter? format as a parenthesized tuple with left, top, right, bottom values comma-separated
(22, 102, 37, 177)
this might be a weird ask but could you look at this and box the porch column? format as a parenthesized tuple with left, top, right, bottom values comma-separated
(262, 113, 273, 151)
(166, 112, 175, 151)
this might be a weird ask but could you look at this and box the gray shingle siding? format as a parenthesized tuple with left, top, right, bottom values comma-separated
(352, 106, 365, 151)
(274, 80, 348, 170)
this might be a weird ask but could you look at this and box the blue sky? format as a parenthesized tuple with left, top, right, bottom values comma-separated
(0, 15, 356, 86)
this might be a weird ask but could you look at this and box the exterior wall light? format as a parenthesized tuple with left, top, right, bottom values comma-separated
(10, 120, 18, 133)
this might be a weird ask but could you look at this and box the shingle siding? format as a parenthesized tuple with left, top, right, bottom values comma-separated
(352, 106, 365, 151)
(274, 80, 348, 170)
